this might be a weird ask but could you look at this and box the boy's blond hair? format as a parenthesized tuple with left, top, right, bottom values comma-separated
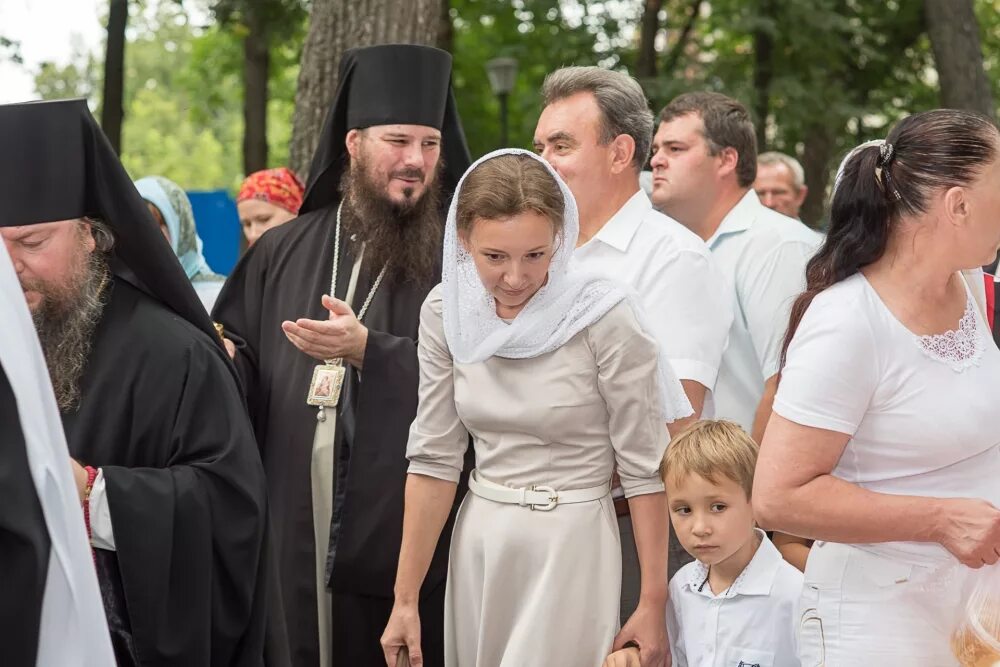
(660, 420, 759, 498)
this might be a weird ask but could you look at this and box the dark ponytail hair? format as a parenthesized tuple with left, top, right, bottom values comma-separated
(782, 109, 999, 366)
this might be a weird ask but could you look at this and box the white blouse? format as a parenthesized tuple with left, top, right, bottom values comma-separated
(774, 272, 1000, 565)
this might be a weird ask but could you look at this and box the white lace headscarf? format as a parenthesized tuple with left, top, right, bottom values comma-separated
(441, 148, 692, 422)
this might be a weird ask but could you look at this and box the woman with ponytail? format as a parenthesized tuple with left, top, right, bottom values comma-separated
(753, 109, 1000, 664)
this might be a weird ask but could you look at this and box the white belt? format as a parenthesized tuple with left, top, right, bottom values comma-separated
(468, 470, 610, 512)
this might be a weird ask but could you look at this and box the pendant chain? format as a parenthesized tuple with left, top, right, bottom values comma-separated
(311, 202, 389, 421)
(325, 201, 388, 363)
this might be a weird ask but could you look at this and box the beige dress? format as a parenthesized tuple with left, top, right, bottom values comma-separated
(407, 285, 670, 667)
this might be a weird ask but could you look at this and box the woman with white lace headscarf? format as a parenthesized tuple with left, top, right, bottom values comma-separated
(755, 110, 1000, 664)
(380, 149, 691, 667)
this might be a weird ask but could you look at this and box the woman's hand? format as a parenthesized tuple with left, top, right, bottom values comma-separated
(613, 602, 669, 667)
(380, 602, 423, 666)
(934, 498, 1000, 568)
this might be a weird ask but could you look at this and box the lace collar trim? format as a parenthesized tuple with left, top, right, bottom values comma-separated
(914, 298, 984, 372)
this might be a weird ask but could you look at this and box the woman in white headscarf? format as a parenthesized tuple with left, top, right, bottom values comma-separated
(380, 149, 691, 667)
(135, 176, 226, 311)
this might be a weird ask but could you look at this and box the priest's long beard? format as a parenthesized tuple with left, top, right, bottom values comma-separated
(29, 249, 110, 412)
(340, 161, 443, 287)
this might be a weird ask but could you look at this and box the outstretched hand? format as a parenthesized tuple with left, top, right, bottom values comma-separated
(282, 295, 369, 368)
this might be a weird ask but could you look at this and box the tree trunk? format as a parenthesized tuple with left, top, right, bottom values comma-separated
(437, 0, 453, 53)
(101, 0, 128, 154)
(636, 0, 664, 79)
(289, 0, 442, 179)
(243, 8, 270, 175)
(799, 121, 836, 229)
(924, 0, 995, 118)
(752, 0, 775, 150)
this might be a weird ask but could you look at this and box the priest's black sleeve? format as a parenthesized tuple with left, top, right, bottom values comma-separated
(362, 329, 419, 410)
(101, 339, 270, 667)
(212, 238, 270, 410)
(0, 365, 50, 667)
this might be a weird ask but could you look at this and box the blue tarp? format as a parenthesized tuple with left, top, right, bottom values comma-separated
(187, 189, 242, 276)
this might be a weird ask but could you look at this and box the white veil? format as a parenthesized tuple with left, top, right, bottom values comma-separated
(0, 244, 115, 665)
(440, 148, 692, 421)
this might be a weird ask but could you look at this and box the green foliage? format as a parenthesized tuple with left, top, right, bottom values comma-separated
(32, 0, 305, 191)
(35, 58, 100, 101)
(641, 0, 935, 150)
(450, 0, 627, 157)
(212, 0, 307, 35)
(1, 36, 24, 65)
(30, 0, 999, 205)
(975, 0, 1000, 102)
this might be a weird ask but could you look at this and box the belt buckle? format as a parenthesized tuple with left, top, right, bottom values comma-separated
(529, 485, 558, 511)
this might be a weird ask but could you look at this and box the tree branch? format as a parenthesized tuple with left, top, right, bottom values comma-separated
(662, 0, 702, 77)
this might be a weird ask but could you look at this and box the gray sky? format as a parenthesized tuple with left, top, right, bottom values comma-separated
(0, 0, 104, 103)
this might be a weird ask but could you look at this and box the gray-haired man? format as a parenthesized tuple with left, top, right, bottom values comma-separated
(533, 66, 733, 662)
(755, 151, 808, 220)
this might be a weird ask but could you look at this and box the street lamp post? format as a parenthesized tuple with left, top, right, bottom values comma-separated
(485, 57, 518, 148)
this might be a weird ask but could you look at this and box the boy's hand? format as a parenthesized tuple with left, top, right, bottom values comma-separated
(614, 602, 669, 667)
(604, 647, 641, 667)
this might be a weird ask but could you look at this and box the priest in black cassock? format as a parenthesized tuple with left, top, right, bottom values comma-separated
(213, 44, 472, 666)
(0, 99, 283, 667)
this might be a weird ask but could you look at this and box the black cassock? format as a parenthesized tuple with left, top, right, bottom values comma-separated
(66, 278, 275, 666)
(214, 201, 466, 665)
(0, 363, 50, 667)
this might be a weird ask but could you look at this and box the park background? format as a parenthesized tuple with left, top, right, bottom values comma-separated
(1, 0, 997, 266)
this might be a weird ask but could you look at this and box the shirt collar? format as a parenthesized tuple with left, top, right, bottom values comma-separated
(682, 529, 782, 598)
(706, 189, 762, 248)
(584, 189, 651, 253)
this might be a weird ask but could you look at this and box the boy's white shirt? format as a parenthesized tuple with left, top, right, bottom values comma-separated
(667, 529, 804, 667)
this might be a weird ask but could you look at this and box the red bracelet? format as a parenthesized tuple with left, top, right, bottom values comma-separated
(83, 466, 98, 556)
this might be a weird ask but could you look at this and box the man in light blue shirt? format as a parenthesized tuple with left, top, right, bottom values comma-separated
(650, 92, 822, 440)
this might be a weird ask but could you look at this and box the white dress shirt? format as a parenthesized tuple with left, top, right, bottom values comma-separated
(667, 530, 803, 667)
(575, 190, 732, 399)
(707, 191, 822, 432)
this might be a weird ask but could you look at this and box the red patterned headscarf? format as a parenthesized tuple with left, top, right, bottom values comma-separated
(237, 168, 305, 215)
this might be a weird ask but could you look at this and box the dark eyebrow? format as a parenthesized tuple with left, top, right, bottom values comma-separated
(383, 132, 441, 142)
(545, 131, 577, 145)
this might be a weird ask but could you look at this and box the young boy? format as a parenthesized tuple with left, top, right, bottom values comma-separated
(604, 420, 803, 667)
